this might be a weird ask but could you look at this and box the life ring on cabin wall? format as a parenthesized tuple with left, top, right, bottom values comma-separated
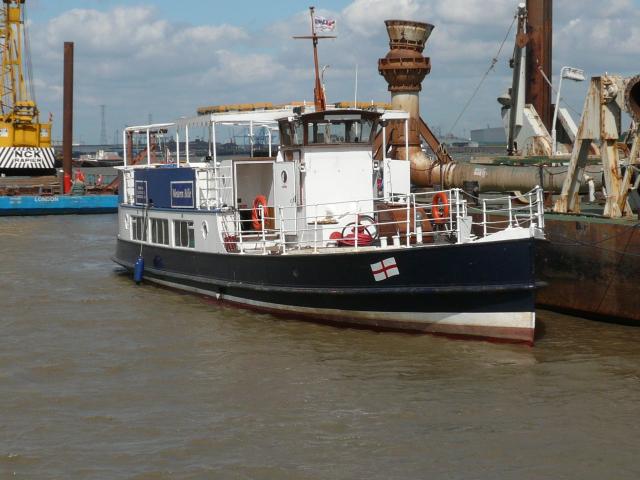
(431, 192, 450, 224)
(251, 195, 270, 230)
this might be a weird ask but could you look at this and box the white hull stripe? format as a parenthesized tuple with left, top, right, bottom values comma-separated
(144, 276, 535, 340)
(0, 147, 56, 169)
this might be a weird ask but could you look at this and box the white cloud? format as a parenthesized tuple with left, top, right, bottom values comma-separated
(343, 0, 426, 37)
(25, 1, 640, 142)
(433, 0, 514, 26)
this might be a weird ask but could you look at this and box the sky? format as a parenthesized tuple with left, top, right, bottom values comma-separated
(21, 0, 640, 144)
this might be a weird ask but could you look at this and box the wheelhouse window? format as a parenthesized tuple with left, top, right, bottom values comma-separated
(131, 216, 147, 242)
(174, 220, 195, 248)
(151, 218, 169, 245)
(279, 111, 379, 147)
(278, 120, 304, 147)
(306, 113, 376, 145)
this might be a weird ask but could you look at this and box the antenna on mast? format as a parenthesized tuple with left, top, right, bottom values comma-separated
(293, 6, 336, 112)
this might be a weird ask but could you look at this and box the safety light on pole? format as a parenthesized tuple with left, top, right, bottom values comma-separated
(552, 66, 585, 155)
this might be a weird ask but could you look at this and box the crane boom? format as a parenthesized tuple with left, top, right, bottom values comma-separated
(0, 0, 55, 175)
(0, 0, 51, 148)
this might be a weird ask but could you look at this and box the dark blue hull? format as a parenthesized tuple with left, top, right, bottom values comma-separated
(114, 236, 540, 343)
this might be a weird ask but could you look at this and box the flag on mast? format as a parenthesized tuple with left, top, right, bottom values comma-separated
(314, 16, 336, 32)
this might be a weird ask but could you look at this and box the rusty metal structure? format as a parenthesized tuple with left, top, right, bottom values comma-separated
(378, 20, 432, 161)
(377, 19, 598, 194)
(554, 75, 640, 218)
(525, 0, 553, 132)
(62, 42, 74, 194)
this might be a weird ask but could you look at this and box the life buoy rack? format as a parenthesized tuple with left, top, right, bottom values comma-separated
(431, 192, 450, 224)
(251, 195, 271, 230)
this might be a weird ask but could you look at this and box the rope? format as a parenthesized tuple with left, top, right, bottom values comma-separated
(447, 15, 517, 136)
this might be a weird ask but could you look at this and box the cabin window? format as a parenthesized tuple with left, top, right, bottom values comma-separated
(131, 216, 147, 242)
(305, 117, 376, 145)
(291, 120, 304, 145)
(279, 123, 292, 146)
(151, 218, 169, 245)
(174, 220, 195, 248)
(279, 120, 304, 146)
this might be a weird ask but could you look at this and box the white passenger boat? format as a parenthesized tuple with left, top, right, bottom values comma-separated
(113, 105, 545, 344)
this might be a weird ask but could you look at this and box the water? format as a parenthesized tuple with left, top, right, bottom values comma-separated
(1, 215, 639, 479)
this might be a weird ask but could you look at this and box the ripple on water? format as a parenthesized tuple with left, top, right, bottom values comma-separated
(1, 215, 640, 479)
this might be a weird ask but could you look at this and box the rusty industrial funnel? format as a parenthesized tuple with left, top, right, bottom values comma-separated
(385, 20, 434, 52)
(378, 20, 434, 167)
(378, 20, 433, 93)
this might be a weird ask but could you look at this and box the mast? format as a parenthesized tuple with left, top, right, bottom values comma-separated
(525, 0, 553, 132)
(293, 6, 335, 112)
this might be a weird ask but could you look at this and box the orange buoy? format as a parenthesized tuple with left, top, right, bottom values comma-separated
(251, 195, 269, 230)
(431, 192, 450, 224)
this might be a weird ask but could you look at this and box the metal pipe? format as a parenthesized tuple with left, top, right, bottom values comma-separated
(122, 129, 127, 167)
(127, 130, 133, 165)
(146, 128, 150, 165)
(185, 125, 190, 163)
(175, 131, 180, 167)
(410, 150, 601, 193)
(211, 122, 217, 164)
(62, 42, 74, 194)
(551, 70, 565, 156)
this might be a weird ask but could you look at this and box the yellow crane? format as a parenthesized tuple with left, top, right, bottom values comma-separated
(0, 0, 54, 173)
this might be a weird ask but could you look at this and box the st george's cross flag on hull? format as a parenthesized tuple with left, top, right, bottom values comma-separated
(314, 16, 336, 32)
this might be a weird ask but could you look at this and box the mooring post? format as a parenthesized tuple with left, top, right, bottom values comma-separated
(62, 42, 74, 194)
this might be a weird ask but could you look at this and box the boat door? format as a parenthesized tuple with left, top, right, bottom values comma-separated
(274, 162, 297, 232)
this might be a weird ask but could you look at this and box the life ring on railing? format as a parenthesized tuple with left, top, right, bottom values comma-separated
(431, 192, 450, 224)
(251, 195, 269, 230)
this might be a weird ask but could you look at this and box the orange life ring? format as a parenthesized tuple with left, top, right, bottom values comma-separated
(431, 192, 450, 223)
(251, 195, 269, 230)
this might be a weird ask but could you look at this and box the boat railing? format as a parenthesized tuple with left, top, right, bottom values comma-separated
(467, 187, 545, 237)
(223, 187, 544, 254)
(225, 189, 441, 254)
(195, 165, 234, 209)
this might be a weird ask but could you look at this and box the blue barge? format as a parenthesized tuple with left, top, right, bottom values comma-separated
(0, 194, 118, 215)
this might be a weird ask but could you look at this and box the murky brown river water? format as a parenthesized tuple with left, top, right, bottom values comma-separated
(1, 215, 639, 479)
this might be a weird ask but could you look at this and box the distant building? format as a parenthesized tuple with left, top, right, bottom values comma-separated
(440, 134, 479, 148)
(470, 127, 506, 145)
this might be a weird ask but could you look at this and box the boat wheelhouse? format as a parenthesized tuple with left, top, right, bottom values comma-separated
(113, 105, 545, 344)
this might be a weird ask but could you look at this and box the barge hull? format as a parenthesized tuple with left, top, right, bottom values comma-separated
(536, 214, 640, 323)
(0, 194, 118, 215)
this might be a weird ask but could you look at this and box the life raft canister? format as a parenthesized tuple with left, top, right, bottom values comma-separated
(251, 195, 269, 230)
(431, 192, 450, 224)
